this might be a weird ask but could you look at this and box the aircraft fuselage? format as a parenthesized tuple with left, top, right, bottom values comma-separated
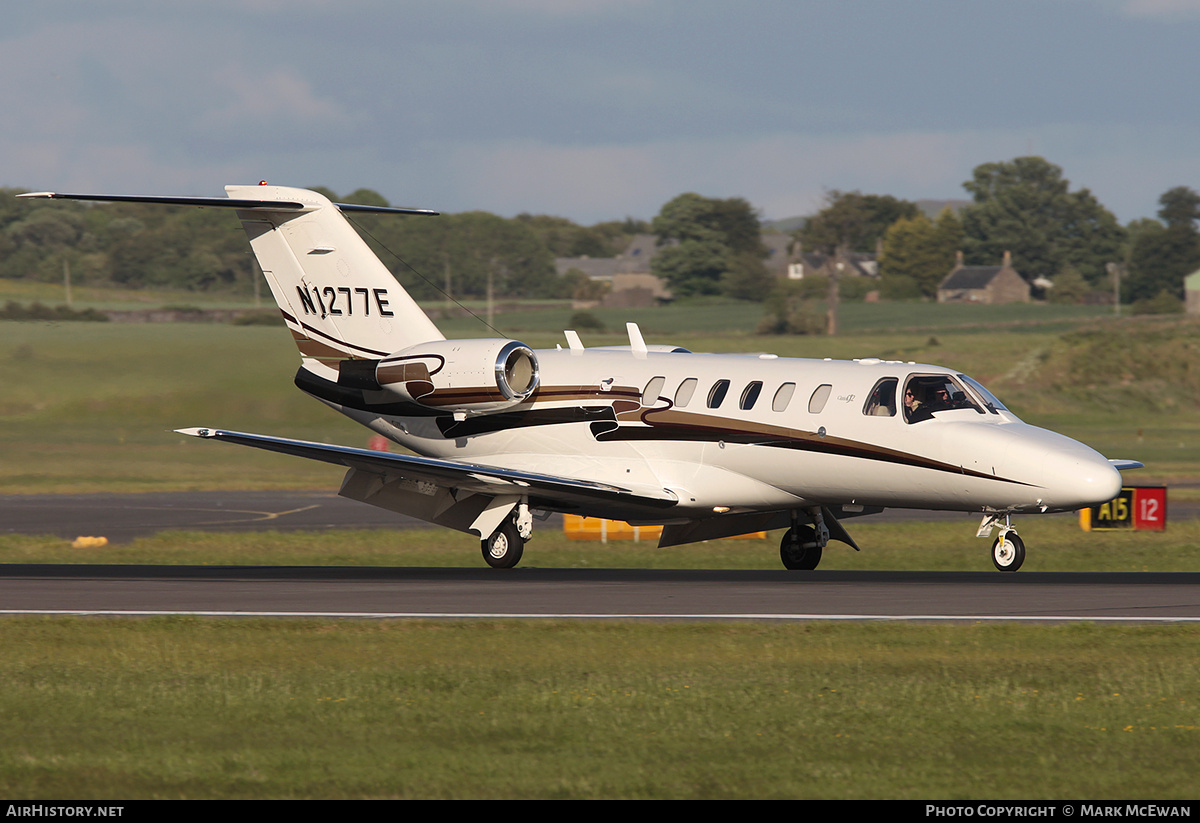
(310, 346, 1122, 524)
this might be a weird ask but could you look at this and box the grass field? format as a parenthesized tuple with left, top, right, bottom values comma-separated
(0, 617, 1195, 799)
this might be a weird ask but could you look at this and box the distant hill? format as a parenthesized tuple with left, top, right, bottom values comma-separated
(761, 215, 806, 233)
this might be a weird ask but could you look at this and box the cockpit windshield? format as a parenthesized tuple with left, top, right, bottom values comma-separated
(903, 374, 982, 423)
(957, 373, 1008, 414)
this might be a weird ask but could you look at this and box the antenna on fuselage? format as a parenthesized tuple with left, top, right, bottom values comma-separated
(626, 322, 648, 359)
(563, 330, 584, 355)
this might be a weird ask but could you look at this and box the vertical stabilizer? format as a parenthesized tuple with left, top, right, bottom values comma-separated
(225, 184, 444, 362)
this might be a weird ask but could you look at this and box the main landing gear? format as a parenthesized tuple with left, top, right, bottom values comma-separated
(779, 509, 830, 570)
(482, 520, 523, 568)
(780, 526, 822, 570)
(980, 513, 1025, 572)
(480, 503, 533, 569)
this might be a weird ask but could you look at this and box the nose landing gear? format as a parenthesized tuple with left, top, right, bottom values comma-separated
(980, 513, 1025, 572)
(991, 530, 1026, 572)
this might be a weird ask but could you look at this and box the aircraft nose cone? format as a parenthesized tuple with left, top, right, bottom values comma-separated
(1061, 455, 1122, 509)
(1029, 438, 1123, 511)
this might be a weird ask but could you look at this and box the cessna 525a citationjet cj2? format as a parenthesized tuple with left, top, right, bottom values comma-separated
(21, 184, 1143, 571)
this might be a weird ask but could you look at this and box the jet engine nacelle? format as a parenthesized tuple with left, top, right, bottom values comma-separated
(366, 338, 539, 413)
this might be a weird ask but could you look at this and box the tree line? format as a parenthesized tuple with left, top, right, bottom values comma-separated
(0, 185, 649, 303)
(2, 157, 1197, 309)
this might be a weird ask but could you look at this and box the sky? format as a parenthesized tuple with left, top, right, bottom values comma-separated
(4, 0, 1199, 225)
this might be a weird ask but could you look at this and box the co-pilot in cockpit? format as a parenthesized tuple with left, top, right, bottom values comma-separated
(897, 373, 1013, 423)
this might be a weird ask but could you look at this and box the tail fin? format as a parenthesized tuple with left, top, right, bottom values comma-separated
(225, 185, 444, 362)
(19, 185, 445, 361)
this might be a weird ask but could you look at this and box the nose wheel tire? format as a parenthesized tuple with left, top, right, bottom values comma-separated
(482, 521, 524, 569)
(780, 525, 822, 570)
(991, 531, 1026, 572)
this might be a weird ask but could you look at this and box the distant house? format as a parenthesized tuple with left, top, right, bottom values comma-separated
(1186, 269, 1200, 316)
(555, 233, 673, 308)
(778, 240, 878, 281)
(937, 251, 1030, 304)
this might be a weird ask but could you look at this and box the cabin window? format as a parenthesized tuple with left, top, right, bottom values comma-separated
(707, 379, 730, 408)
(863, 378, 898, 417)
(808, 384, 832, 414)
(772, 382, 796, 412)
(642, 376, 665, 406)
(739, 381, 763, 410)
(674, 378, 698, 407)
(903, 375, 982, 423)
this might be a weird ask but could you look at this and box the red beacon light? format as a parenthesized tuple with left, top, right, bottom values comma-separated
(258, 180, 268, 186)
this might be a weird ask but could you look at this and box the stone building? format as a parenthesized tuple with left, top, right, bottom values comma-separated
(937, 251, 1031, 304)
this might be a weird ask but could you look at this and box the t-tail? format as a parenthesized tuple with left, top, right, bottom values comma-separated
(19, 184, 445, 364)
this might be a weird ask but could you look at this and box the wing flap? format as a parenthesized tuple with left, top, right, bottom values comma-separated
(176, 427, 678, 509)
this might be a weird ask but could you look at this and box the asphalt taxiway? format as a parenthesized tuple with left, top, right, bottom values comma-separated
(2, 491, 1197, 622)
(8, 489, 1192, 543)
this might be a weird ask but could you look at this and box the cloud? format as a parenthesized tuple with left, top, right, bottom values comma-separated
(430, 125, 1195, 225)
(1116, 0, 1200, 18)
(199, 66, 346, 131)
(437, 131, 1016, 222)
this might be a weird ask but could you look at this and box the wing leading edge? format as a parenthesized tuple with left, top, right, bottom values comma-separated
(175, 427, 679, 511)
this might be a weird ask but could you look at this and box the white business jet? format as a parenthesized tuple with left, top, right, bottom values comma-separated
(21, 185, 1142, 571)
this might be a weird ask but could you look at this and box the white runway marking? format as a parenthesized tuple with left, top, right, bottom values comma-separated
(2, 609, 1199, 622)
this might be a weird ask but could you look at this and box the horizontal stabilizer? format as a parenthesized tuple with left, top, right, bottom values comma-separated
(17, 191, 438, 216)
(1109, 459, 1145, 471)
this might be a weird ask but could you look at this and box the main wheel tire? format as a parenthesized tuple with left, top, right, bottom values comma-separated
(482, 521, 524, 569)
(780, 525, 822, 570)
(991, 531, 1026, 572)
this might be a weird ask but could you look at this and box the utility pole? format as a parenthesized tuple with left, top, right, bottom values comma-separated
(1107, 262, 1122, 317)
(826, 245, 845, 336)
(487, 258, 496, 330)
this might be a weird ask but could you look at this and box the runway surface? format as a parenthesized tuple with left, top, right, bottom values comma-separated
(3, 490, 1194, 543)
(1, 565, 1198, 622)
(2, 491, 1197, 622)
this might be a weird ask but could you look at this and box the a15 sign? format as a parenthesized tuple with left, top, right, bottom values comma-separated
(1081, 486, 1167, 531)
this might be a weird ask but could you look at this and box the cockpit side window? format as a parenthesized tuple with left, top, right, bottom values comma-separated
(862, 378, 898, 417)
(957, 373, 1008, 414)
(903, 375, 982, 423)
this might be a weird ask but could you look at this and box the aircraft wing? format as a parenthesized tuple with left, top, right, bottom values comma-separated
(175, 427, 678, 510)
(1109, 459, 1145, 471)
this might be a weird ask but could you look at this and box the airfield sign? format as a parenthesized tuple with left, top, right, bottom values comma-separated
(1080, 486, 1167, 531)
